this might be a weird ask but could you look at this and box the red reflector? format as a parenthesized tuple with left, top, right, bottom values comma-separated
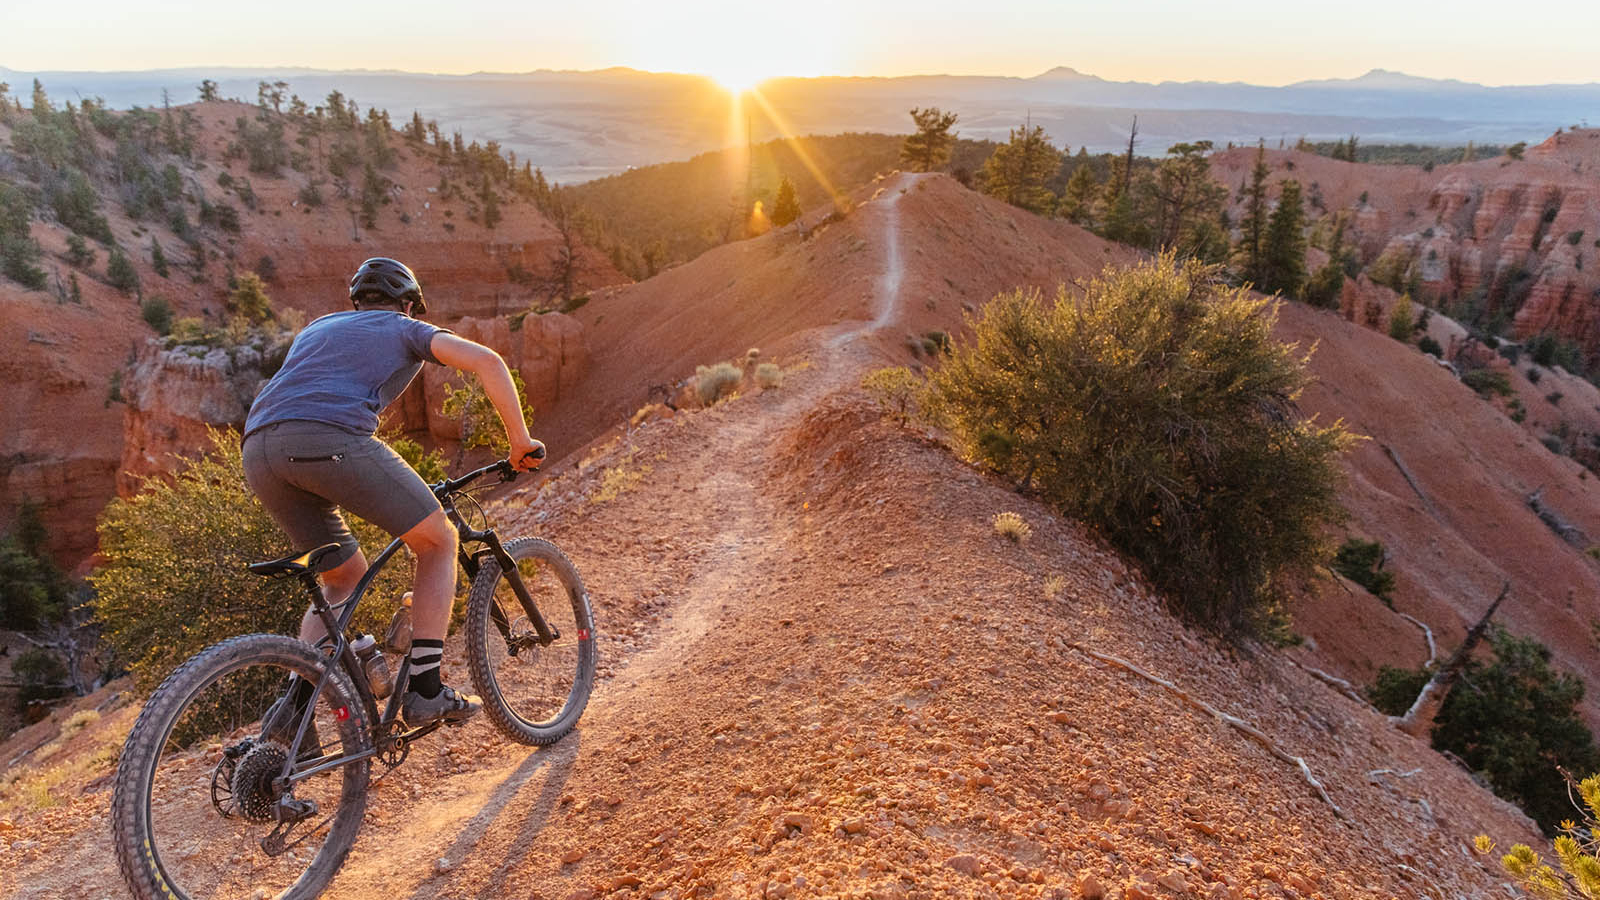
(336, 706, 350, 721)
(578, 629, 591, 641)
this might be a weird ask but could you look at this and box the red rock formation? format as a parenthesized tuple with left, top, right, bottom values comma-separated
(117, 336, 287, 494)
(1212, 131, 1600, 355)
(0, 99, 623, 567)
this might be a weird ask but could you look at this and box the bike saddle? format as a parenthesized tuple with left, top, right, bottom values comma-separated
(248, 543, 345, 578)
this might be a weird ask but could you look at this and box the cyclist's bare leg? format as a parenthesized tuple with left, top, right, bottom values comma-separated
(298, 550, 369, 647)
(399, 509, 458, 641)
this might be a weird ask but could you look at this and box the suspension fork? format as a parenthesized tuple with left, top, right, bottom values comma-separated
(461, 529, 558, 646)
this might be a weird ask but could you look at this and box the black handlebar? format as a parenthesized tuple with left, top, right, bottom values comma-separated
(431, 458, 520, 498)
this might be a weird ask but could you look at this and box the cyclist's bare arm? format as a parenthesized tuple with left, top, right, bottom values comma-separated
(430, 333, 543, 470)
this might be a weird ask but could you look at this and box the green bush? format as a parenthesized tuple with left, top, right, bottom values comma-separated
(140, 295, 173, 334)
(12, 647, 70, 709)
(1370, 629, 1600, 834)
(227, 271, 273, 323)
(439, 369, 537, 457)
(1387, 294, 1415, 341)
(1331, 537, 1395, 604)
(693, 363, 742, 406)
(926, 255, 1354, 636)
(94, 430, 403, 691)
(754, 362, 783, 390)
(106, 247, 140, 294)
(1463, 368, 1514, 398)
(861, 366, 923, 425)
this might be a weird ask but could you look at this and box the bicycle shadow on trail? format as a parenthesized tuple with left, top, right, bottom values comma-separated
(402, 730, 581, 900)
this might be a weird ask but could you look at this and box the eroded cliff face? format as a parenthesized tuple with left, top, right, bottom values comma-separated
(117, 336, 288, 494)
(1214, 130, 1600, 356)
(118, 311, 589, 502)
(0, 99, 623, 568)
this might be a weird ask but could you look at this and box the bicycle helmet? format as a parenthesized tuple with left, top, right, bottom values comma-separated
(349, 257, 426, 314)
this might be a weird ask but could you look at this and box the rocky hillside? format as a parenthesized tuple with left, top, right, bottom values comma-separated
(0, 172, 1556, 899)
(0, 85, 623, 565)
(1212, 131, 1600, 358)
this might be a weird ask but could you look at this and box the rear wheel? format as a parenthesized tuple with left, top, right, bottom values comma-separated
(464, 538, 596, 744)
(111, 634, 371, 900)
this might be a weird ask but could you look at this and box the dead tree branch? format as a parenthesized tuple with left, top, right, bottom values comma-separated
(1397, 612, 1438, 667)
(1392, 582, 1510, 737)
(1068, 643, 1345, 818)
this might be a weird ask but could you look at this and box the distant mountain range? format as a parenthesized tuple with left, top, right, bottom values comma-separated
(4, 65, 1593, 182)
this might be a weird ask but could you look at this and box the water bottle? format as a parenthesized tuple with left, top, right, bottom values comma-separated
(383, 591, 414, 655)
(351, 634, 393, 699)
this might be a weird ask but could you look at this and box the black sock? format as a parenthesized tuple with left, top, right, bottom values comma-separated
(408, 639, 444, 698)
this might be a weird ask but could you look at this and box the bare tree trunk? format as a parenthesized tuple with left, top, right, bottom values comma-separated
(1392, 582, 1510, 737)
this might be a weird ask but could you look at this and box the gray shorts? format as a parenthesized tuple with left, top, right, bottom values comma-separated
(242, 420, 441, 572)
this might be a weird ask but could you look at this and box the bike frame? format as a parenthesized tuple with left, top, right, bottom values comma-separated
(274, 459, 556, 785)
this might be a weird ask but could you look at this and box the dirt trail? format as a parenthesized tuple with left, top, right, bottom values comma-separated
(1, 170, 1547, 900)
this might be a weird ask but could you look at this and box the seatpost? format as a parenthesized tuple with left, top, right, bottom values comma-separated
(298, 572, 342, 652)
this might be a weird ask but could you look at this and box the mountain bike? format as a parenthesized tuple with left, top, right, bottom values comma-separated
(110, 457, 596, 900)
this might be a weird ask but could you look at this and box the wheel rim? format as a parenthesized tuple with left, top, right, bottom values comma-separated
(482, 554, 590, 730)
(141, 657, 360, 899)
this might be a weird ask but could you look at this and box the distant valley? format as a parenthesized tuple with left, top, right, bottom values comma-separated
(3, 65, 1594, 182)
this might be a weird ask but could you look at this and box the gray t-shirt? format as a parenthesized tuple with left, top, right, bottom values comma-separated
(245, 310, 447, 437)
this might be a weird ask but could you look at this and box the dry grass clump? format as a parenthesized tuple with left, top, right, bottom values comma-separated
(695, 363, 743, 406)
(1043, 574, 1067, 600)
(755, 363, 783, 390)
(993, 512, 1032, 543)
(63, 709, 100, 734)
(594, 454, 653, 504)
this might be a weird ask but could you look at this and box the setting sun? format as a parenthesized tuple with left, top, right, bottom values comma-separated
(707, 66, 768, 94)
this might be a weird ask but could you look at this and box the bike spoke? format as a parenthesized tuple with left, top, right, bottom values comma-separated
(484, 556, 584, 729)
(144, 659, 355, 898)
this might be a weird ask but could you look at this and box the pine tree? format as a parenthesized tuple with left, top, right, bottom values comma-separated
(1058, 163, 1099, 225)
(480, 175, 501, 229)
(900, 107, 959, 173)
(0, 183, 48, 290)
(1259, 180, 1307, 297)
(151, 240, 169, 278)
(979, 124, 1060, 214)
(1235, 140, 1270, 284)
(1149, 141, 1227, 256)
(106, 247, 140, 294)
(198, 80, 219, 102)
(770, 176, 801, 228)
(360, 163, 385, 228)
(1303, 213, 1348, 309)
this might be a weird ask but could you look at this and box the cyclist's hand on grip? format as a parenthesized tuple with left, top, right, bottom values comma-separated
(511, 437, 546, 471)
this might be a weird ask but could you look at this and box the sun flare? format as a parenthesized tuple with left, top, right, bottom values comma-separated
(707, 67, 768, 94)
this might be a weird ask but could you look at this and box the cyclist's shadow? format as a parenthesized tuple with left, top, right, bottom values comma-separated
(405, 730, 582, 900)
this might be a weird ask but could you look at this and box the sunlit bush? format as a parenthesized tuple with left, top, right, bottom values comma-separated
(94, 430, 405, 691)
(927, 254, 1354, 636)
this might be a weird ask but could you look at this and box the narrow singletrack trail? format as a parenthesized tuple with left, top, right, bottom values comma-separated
(328, 172, 926, 897)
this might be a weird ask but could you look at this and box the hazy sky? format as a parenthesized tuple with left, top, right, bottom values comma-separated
(9, 0, 1600, 87)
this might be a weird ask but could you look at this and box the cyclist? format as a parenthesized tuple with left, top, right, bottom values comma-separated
(242, 257, 543, 731)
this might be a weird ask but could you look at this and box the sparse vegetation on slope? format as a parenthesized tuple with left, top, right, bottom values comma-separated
(1371, 628, 1600, 833)
(927, 255, 1354, 636)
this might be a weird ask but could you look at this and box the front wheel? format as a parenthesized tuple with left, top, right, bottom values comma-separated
(465, 538, 596, 744)
(110, 633, 372, 900)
